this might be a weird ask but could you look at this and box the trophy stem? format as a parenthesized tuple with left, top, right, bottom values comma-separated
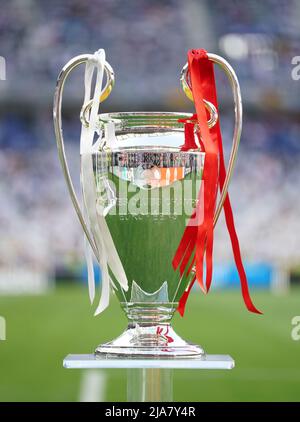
(95, 303, 205, 358)
(125, 302, 175, 325)
(127, 368, 173, 402)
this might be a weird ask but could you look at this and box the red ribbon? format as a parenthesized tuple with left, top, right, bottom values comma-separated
(174, 49, 262, 316)
(178, 114, 198, 151)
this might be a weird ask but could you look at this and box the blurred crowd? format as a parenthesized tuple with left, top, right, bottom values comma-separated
(0, 113, 299, 273)
(211, 0, 300, 110)
(0, 0, 187, 103)
(1, 0, 299, 105)
(0, 0, 299, 276)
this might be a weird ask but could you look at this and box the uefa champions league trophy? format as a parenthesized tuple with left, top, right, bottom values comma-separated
(53, 50, 242, 358)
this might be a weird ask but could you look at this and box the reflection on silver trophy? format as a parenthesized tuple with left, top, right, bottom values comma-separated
(53, 49, 243, 357)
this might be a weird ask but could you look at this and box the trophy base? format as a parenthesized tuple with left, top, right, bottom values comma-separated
(95, 324, 204, 358)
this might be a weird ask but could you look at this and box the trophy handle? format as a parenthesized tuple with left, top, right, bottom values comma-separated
(53, 54, 114, 258)
(181, 53, 242, 226)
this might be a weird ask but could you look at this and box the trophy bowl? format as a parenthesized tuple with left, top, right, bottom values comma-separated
(82, 112, 205, 357)
(53, 50, 244, 358)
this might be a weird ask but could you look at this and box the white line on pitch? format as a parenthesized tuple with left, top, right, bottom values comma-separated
(79, 370, 106, 402)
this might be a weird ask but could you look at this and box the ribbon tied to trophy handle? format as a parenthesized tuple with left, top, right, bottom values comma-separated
(53, 52, 131, 316)
(174, 49, 261, 315)
(80, 59, 115, 128)
(53, 53, 115, 260)
(180, 53, 242, 227)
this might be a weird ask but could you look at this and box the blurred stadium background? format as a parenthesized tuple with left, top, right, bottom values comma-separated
(0, 0, 300, 401)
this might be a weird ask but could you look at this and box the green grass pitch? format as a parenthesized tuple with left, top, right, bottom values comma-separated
(0, 285, 299, 401)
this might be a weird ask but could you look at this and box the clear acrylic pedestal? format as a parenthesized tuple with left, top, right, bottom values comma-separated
(63, 354, 234, 402)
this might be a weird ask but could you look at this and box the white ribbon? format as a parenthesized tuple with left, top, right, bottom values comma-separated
(80, 49, 128, 315)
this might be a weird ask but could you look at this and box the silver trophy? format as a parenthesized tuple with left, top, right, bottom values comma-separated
(53, 51, 242, 357)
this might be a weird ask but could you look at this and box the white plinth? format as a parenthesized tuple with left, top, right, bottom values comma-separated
(63, 354, 234, 369)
